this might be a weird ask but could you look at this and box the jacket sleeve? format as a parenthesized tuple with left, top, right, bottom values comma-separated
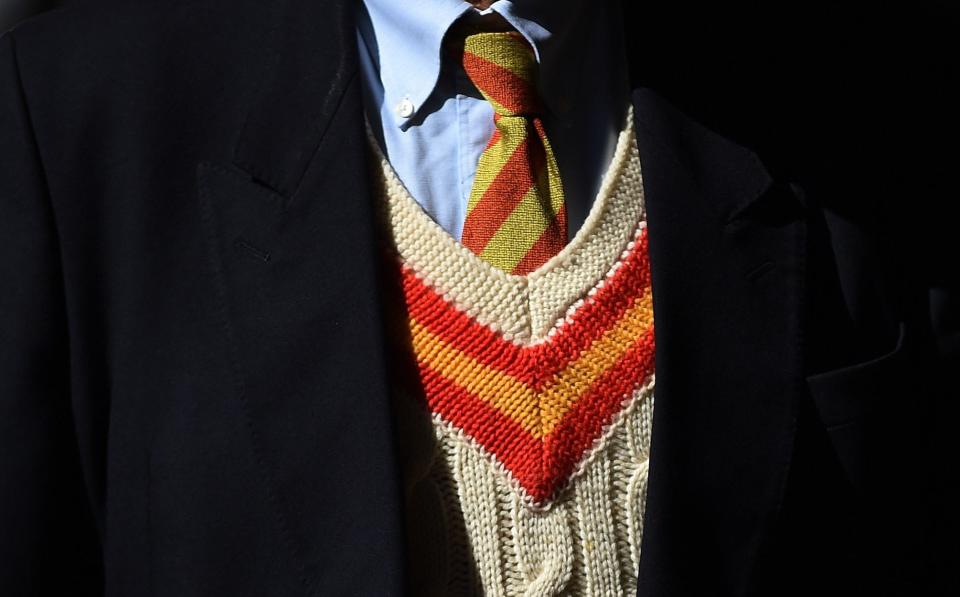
(0, 31, 103, 593)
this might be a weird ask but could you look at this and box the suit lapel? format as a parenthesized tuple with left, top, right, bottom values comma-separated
(196, 0, 407, 594)
(631, 88, 806, 596)
(195, 0, 807, 594)
(231, 0, 359, 198)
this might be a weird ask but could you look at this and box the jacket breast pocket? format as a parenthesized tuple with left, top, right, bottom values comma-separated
(804, 321, 924, 494)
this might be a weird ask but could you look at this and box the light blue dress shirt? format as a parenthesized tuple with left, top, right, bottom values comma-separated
(357, 0, 629, 241)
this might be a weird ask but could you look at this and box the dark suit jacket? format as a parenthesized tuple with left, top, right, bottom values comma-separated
(0, 0, 60, 32)
(1, 1, 955, 595)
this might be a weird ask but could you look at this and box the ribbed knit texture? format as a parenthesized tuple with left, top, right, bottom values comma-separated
(372, 105, 654, 596)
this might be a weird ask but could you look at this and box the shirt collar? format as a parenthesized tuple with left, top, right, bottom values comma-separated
(359, 0, 561, 129)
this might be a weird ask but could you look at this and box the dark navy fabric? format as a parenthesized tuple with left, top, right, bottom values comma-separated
(1, 1, 955, 595)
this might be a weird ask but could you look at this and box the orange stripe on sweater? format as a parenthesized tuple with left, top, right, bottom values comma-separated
(409, 286, 652, 438)
(402, 229, 651, 384)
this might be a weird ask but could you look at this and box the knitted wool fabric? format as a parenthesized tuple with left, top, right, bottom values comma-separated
(372, 105, 654, 596)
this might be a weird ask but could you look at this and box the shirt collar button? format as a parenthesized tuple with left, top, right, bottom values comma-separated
(396, 97, 415, 119)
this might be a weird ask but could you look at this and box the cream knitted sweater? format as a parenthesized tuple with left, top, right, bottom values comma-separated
(373, 107, 655, 597)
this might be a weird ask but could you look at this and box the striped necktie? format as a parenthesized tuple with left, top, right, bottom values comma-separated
(458, 31, 567, 275)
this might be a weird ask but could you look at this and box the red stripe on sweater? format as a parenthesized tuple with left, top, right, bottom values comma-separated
(401, 229, 652, 388)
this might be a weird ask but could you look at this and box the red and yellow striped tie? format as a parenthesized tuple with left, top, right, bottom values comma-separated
(459, 31, 567, 275)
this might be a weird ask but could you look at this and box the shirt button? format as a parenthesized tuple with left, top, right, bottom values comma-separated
(396, 97, 415, 119)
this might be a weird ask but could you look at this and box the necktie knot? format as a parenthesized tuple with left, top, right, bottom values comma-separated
(461, 31, 542, 117)
(454, 27, 566, 275)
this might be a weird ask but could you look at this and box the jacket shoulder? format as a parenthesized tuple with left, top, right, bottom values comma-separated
(3, 0, 273, 110)
(1, 1, 280, 175)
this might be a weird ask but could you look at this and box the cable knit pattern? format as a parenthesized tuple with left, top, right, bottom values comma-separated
(373, 106, 655, 596)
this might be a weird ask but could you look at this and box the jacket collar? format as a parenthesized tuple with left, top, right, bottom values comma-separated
(357, 0, 622, 130)
(231, 0, 359, 198)
(217, 2, 800, 596)
(630, 87, 800, 596)
(231, 0, 774, 217)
